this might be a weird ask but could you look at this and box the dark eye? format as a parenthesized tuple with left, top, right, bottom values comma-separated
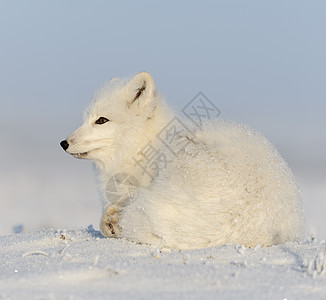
(95, 117, 110, 124)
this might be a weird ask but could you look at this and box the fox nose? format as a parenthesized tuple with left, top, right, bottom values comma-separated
(60, 140, 69, 151)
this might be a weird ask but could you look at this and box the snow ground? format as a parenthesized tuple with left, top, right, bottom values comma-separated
(1, 151, 325, 299)
(1, 227, 326, 300)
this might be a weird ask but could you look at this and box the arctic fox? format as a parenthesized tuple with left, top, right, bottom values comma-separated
(60, 72, 303, 250)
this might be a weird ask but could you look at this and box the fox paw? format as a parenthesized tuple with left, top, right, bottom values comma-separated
(100, 208, 120, 238)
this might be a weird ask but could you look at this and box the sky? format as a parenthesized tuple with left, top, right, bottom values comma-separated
(1, 0, 325, 167)
(0, 0, 325, 234)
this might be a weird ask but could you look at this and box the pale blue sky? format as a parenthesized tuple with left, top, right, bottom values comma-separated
(0, 0, 325, 169)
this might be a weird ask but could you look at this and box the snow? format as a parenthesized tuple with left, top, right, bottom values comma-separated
(1, 161, 326, 299)
(0, 134, 325, 299)
(1, 227, 326, 299)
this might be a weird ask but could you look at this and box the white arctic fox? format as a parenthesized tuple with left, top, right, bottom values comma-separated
(61, 72, 304, 250)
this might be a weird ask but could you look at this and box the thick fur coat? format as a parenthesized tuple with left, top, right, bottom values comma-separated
(61, 72, 304, 250)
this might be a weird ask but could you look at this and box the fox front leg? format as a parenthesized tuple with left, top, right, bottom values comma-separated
(100, 206, 121, 238)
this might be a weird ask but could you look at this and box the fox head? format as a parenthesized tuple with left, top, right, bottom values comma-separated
(60, 72, 170, 171)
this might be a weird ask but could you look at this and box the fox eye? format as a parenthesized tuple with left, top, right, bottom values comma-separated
(95, 117, 109, 124)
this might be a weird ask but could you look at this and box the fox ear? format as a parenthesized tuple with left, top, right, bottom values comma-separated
(127, 72, 155, 108)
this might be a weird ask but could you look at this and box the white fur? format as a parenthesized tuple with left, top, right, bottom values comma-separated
(63, 72, 304, 250)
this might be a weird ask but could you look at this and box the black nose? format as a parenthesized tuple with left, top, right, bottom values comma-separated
(60, 140, 69, 151)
